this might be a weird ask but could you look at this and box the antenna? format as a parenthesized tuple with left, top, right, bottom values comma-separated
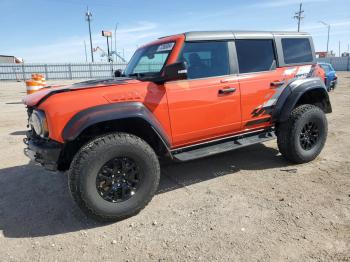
(293, 3, 304, 32)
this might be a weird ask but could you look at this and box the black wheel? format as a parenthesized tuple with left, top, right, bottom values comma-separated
(68, 133, 160, 222)
(277, 104, 328, 164)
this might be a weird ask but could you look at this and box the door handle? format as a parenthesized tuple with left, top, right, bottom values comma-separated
(218, 87, 236, 94)
(270, 81, 285, 88)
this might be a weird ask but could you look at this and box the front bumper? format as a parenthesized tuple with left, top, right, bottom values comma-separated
(24, 132, 62, 171)
(330, 79, 338, 88)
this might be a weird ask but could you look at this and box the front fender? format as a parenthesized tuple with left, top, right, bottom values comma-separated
(272, 77, 331, 123)
(62, 102, 171, 147)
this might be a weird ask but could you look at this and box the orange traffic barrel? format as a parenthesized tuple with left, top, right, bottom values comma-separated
(26, 79, 43, 94)
(32, 74, 47, 86)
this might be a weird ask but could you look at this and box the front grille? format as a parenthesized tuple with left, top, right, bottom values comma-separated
(26, 107, 33, 129)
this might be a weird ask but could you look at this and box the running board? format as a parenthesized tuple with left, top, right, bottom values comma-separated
(172, 129, 276, 161)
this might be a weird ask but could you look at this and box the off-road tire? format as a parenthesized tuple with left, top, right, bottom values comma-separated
(277, 104, 328, 164)
(68, 133, 160, 222)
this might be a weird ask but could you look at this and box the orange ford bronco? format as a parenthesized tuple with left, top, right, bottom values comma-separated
(23, 31, 332, 221)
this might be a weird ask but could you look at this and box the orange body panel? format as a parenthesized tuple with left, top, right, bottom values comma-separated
(165, 75, 241, 147)
(37, 80, 172, 144)
(24, 34, 323, 149)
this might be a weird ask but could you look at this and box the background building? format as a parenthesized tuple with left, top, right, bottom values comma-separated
(0, 55, 23, 64)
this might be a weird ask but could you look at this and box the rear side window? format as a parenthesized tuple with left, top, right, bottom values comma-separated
(282, 38, 313, 64)
(178, 41, 230, 79)
(235, 39, 276, 73)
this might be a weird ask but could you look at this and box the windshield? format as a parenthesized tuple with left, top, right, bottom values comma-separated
(124, 42, 175, 77)
(320, 64, 331, 73)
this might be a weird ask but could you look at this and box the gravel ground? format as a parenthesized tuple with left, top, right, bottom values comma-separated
(0, 74, 349, 262)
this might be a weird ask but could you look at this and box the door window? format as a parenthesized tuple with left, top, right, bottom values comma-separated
(235, 39, 277, 73)
(178, 41, 230, 79)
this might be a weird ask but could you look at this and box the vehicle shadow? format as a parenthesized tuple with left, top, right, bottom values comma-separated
(158, 143, 287, 194)
(9, 130, 27, 136)
(0, 143, 288, 238)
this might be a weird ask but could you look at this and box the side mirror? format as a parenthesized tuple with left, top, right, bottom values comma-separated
(114, 69, 122, 77)
(163, 62, 188, 82)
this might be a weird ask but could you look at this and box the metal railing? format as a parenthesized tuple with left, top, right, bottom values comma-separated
(0, 62, 128, 81)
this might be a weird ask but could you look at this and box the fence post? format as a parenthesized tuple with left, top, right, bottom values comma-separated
(68, 64, 72, 79)
(89, 63, 93, 78)
(44, 64, 49, 80)
(21, 64, 26, 81)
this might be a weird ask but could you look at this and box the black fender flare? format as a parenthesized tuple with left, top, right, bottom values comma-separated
(272, 77, 332, 123)
(62, 102, 171, 148)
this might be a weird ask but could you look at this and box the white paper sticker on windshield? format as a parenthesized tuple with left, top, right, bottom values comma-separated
(157, 42, 174, 52)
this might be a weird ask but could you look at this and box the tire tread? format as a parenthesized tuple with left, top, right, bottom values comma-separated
(68, 132, 160, 222)
(277, 104, 327, 164)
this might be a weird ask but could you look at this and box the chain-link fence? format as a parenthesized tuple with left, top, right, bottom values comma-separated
(0, 63, 128, 81)
(1, 58, 349, 81)
(317, 57, 350, 71)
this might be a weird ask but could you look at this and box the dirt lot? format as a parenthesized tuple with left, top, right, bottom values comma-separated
(0, 74, 349, 262)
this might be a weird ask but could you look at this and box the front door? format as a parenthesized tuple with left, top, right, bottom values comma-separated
(165, 41, 241, 147)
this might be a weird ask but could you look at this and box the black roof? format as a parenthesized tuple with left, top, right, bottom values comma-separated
(183, 31, 310, 41)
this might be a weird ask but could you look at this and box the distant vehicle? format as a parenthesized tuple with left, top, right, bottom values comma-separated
(318, 62, 337, 91)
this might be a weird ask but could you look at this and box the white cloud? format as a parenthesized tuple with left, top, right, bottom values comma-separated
(13, 21, 160, 63)
(251, 0, 329, 8)
(280, 19, 350, 32)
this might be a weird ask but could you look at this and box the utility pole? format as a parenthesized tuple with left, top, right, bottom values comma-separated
(102, 30, 112, 62)
(106, 36, 111, 62)
(114, 23, 118, 63)
(294, 3, 304, 32)
(85, 7, 94, 63)
(319, 21, 330, 55)
(84, 40, 88, 62)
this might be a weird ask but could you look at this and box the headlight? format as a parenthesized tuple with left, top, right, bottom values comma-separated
(29, 110, 48, 137)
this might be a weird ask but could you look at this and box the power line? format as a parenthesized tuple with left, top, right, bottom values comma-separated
(293, 3, 304, 32)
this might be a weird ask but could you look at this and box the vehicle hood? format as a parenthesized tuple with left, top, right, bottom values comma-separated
(23, 77, 136, 107)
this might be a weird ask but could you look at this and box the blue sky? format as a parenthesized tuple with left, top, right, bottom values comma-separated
(0, 0, 349, 62)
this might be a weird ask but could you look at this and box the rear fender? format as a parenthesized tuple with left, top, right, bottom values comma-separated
(273, 77, 332, 123)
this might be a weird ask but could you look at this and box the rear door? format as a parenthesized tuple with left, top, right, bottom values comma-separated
(235, 38, 285, 129)
(165, 41, 241, 147)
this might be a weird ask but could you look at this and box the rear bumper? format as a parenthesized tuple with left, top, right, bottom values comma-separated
(24, 132, 62, 171)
